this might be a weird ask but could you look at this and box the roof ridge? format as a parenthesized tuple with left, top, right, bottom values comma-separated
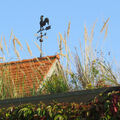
(0, 55, 60, 66)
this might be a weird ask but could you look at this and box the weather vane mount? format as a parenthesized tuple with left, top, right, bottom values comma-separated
(37, 15, 51, 57)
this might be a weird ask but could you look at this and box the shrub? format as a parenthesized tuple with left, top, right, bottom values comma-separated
(38, 73, 70, 94)
(0, 90, 120, 119)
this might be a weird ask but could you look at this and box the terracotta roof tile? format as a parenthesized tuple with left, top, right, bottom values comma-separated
(0, 55, 60, 97)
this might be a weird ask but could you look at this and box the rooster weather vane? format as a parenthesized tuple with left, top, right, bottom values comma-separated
(37, 15, 51, 57)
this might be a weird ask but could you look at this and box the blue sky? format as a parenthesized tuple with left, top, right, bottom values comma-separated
(0, 0, 120, 64)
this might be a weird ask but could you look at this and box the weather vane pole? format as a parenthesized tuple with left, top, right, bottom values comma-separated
(37, 15, 51, 57)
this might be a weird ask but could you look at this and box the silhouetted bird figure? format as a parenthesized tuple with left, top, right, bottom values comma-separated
(40, 15, 49, 28)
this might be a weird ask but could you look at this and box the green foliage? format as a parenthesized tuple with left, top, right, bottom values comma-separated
(0, 90, 120, 119)
(38, 73, 70, 94)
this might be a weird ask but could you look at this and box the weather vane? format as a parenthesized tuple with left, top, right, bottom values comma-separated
(37, 15, 51, 57)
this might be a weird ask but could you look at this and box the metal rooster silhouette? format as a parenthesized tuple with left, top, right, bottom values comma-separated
(37, 15, 51, 33)
(40, 15, 49, 28)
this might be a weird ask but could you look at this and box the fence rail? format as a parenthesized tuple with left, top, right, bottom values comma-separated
(0, 86, 120, 108)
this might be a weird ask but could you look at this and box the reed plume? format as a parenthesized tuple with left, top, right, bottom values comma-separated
(67, 21, 71, 38)
(0, 36, 4, 54)
(26, 41, 32, 56)
(100, 17, 110, 33)
(4, 36, 9, 56)
(15, 49, 20, 60)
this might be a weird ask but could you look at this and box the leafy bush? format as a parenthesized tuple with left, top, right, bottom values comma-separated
(0, 90, 120, 119)
(38, 73, 70, 94)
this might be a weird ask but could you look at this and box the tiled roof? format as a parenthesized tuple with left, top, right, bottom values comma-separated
(0, 55, 60, 97)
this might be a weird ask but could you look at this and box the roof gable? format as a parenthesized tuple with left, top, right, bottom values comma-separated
(0, 55, 60, 97)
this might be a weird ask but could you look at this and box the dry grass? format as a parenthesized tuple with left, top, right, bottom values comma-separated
(104, 24, 108, 40)
(34, 42, 42, 55)
(13, 35, 23, 50)
(57, 18, 119, 90)
(3, 36, 9, 56)
(100, 17, 110, 33)
(59, 33, 63, 59)
(14, 36, 23, 50)
(15, 49, 20, 60)
(0, 36, 4, 55)
(13, 37, 16, 50)
(67, 21, 71, 38)
(26, 41, 32, 56)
